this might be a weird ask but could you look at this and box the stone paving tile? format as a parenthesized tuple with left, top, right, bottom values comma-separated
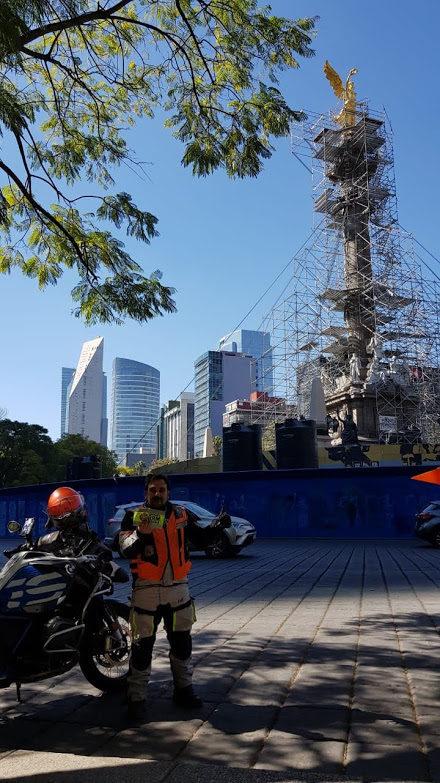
(98, 718, 204, 760)
(3, 691, 95, 722)
(273, 707, 349, 743)
(254, 731, 345, 773)
(0, 716, 51, 754)
(178, 707, 276, 767)
(344, 742, 430, 781)
(348, 715, 420, 747)
(1, 540, 440, 783)
(193, 672, 237, 702)
(21, 722, 118, 755)
(62, 689, 128, 727)
(350, 699, 416, 721)
(0, 751, 173, 783)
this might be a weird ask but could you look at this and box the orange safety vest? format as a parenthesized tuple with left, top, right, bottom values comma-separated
(130, 504, 191, 581)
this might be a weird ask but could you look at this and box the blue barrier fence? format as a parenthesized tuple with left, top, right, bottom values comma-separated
(0, 465, 437, 540)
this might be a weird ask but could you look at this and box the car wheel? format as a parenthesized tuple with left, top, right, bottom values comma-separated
(204, 533, 229, 558)
(433, 528, 440, 548)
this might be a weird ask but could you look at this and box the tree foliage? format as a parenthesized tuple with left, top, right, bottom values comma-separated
(133, 460, 147, 475)
(0, 1, 315, 323)
(149, 456, 178, 471)
(114, 465, 136, 476)
(212, 434, 222, 456)
(0, 421, 118, 487)
(0, 418, 54, 487)
(52, 433, 118, 481)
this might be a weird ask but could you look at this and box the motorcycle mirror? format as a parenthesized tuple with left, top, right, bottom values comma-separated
(7, 520, 21, 534)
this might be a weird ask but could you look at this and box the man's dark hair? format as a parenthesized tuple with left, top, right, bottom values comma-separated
(145, 472, 170, 490)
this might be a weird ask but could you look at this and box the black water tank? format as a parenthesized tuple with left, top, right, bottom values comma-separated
(275, 418, 318, 469)
(66, 455, 101, 480)
(222, 423, 262, 472)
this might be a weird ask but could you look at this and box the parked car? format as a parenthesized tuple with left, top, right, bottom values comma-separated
(415, 501, 440, 546)
(105, 499, 256, 558)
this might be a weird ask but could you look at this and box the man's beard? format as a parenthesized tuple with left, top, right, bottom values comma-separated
(149, 497, 166, 510)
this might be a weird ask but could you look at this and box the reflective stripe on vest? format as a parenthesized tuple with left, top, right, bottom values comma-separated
(131, 506, 191, 581)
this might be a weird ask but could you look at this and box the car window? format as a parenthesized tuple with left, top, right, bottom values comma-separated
(113, 502, 142, 521)
(171, 500, 216, 519)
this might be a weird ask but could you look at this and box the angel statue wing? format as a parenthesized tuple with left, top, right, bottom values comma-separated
(324, 60, 344, 99)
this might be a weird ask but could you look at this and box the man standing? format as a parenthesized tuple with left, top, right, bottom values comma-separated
(119, 473, 202, 722)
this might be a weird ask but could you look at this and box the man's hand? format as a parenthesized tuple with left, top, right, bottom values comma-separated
(137, 521, 153, 535)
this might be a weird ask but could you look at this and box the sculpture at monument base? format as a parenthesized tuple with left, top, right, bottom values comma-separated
(349, 354, 362, 384)
(365, 357, 386, 386)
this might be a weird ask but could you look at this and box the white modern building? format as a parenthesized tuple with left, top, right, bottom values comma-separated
(67, 337, 105, 444)
(164, 392, 195, 461)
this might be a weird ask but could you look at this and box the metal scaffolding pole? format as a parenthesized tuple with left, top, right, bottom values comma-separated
(252, 88, 440, 447)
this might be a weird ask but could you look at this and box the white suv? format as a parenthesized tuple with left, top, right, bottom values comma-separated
(104, 500, 256, 558)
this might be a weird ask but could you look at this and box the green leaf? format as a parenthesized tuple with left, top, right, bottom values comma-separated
(0, 0, 316, 323)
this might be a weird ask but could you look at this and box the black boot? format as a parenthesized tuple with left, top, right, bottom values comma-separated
(173, 685, 202, 708)
(127, 699, 147, 723)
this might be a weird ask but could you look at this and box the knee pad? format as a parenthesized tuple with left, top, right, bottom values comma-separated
(168, 630, 192, 661)
(131, 635, 155, 671)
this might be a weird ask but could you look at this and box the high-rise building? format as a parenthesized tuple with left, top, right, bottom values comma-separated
(194, 350, 256, 457)
(218, 329, 274, 395)
(110, 358, 160, 464)
(164, 392, 195, 461)
(60, 367, 74, 437)
(157, 400, 179, 460)
(68, 337, 105, 443)
(100, 373, 108, 447)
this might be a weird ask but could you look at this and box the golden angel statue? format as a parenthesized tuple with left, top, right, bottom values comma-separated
(323, 61, 358, 127)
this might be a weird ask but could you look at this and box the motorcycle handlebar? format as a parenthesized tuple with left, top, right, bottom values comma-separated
(4, 543, 33, 558)
(2, 540, 125, 584)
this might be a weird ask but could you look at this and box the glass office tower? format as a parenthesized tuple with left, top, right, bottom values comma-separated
(218, 329, 274, 395)
(60, 367, 75, 437)
(110, 358, 160, 463)
(194, 350, 255, 457)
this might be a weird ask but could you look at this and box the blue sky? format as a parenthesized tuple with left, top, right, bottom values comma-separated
(1, 0, 439, 442)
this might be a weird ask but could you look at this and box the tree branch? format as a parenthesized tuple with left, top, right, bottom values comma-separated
(20, 0, 133, 46)
(174, 0, 215, 84)
(0, 158, 98, 281)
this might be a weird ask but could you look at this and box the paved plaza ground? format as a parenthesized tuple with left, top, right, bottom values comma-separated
(1, 539, 440, 783)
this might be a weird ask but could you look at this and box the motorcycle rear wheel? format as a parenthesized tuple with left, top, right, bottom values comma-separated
(79, 600, 130, 692)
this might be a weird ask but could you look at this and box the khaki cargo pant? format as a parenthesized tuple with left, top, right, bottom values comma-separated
(128, 582, 196, 702)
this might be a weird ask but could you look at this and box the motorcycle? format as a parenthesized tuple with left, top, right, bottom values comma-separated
(0, 517, 131, 700)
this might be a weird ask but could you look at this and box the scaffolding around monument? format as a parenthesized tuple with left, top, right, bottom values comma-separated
(253, 103, 440, 447)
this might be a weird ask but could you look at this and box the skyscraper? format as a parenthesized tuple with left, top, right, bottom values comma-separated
(60, 367, 74, 438)
(100, 373, 108, 447)
(194, 350, 256, 457)
(68, 337, 105, 444)
(110, 358, 160, 464)
(218, 329, 274, 395)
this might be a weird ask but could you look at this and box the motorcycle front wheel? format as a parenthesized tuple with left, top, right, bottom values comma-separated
(79, 599, 131, 692)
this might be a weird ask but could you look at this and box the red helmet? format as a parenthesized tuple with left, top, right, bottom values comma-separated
(46, 487, 86, 530)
